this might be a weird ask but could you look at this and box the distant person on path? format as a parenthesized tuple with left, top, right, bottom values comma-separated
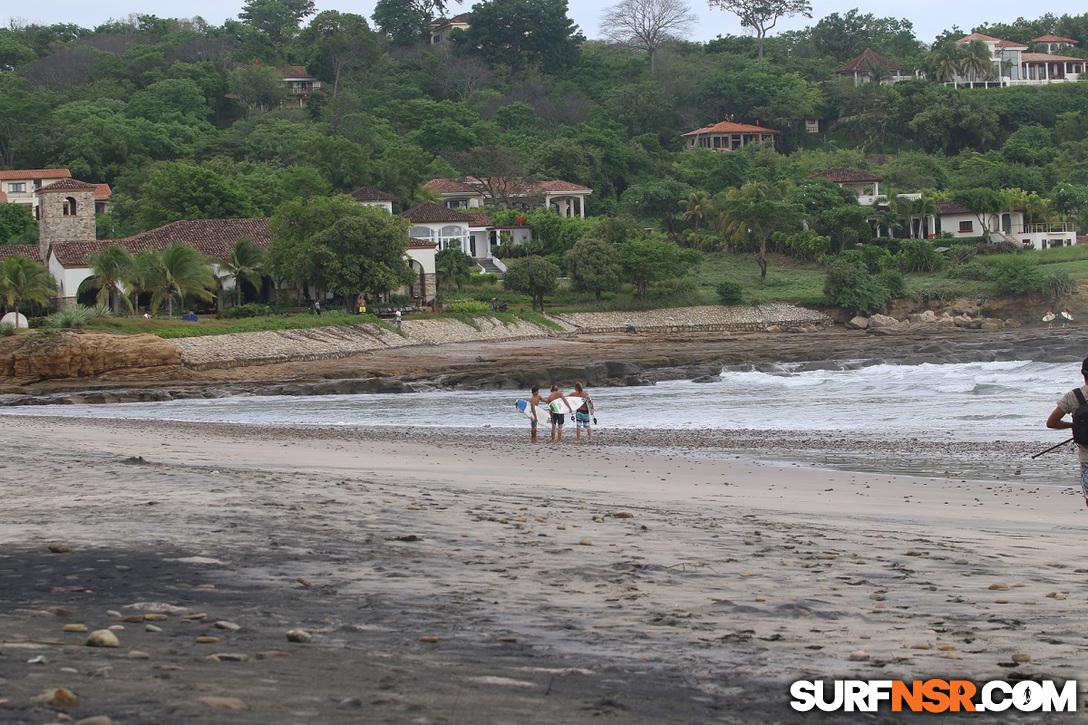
(1062, 309, 1073, 328)
(546, 385, 572, 444)
(528, 385, 544, 443)
(571, 382, 594, 444)
(357, 294, 367, 314)
(1045, 356, 1088, 508)
(395, 309, 402, 328)
(1044, 308, 1056, 329)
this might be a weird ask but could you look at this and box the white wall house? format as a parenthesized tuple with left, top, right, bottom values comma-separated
(935, 201, 1076, 249)
(424, 177, 592, 218)
(949, 33, 1086, 87)
(681, 121, 779, 152)
(809, 168, 885, 206)
(350, 185, 397, 213)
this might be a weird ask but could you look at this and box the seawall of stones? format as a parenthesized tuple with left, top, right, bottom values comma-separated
(168, 305, 834, 371)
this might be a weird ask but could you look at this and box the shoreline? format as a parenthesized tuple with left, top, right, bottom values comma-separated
(2, 417, 1087, 722)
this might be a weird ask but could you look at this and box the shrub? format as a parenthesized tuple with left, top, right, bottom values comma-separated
(897, 239, 946, 273)
(446, 300, 491, 315)
(716, 281, 744, 305)
(860, 244, 894, 273)
(1046, 270, 1078, 300)
(989, 256, 1046, 295)
(88, 304, 112, 319)
(823, 256, 891, 313)
(0, 321, 15, 337)
(877, 269, 906, 299)
(217, 303, 274, 319)
(47, 305, 95, 330)
(946, 261, 989, 281)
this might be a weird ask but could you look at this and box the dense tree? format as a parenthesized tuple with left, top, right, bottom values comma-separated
(298, 12, 379, 99)
(458, 0, 584, 75)
(807, 11, 921, 62)
(307, 210, 414, 307)
(617, 236, 697, 302)
(951, 187, 1008, 236)
(502, 255, 561, 312)
(564, 237, 622, 301)
(238, 0, 315, 45)
(124, 161, 257, 231)
(373, 0, 456, 45)
(266, 195, 368, 293)
(707, 0, 812, 64)
(599, 0, 696, 75)
(0, 204, 38, 246)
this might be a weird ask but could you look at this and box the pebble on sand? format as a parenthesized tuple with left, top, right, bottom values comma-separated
(75, 717, 114, 725)
(285, 629, 312, 643)
(1011, 653, 1031, 663)
(419, 636, 439, 643)
(63, 624, 89, 633)
(197, 696, 249, 710)
(195, 636, 220, 644)
(988, 582, 1010, 591)
(579, 538, 593, 546)
(86, 630, 120, 648)
(29, 687, 79, 708)
(214, 620, 241, 631)
(848, 650, 870, 661)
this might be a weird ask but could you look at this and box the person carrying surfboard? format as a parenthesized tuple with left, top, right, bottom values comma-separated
(528, 385, 544, 443)
(546, 385, 574, 445)
(1045, 356, 1088, 509)
(571, 382, 595, 444)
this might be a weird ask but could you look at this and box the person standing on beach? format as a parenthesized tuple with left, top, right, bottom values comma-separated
(1045, 356, 1088, 508)
(571, 382, 594, 444)
(528, 385, 544, 443)
(546, 385, 572, 444)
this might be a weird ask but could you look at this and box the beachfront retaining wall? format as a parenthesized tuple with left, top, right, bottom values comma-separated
(168, 304, 832, 371)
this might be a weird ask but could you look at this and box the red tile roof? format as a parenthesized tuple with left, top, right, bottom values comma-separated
(424, 178, 479, 194)
(837, 48, 905, 74)
(0, 169, 70, 181)
(278, 66, 314, 79)
(810, 168, 883, 183)
(408, 238, 438, 249)
(403, 202, 473, 224)
(1034, 34, 1077, 44)
(94, 184, 111, 201)
(350, 185, 398, 202)
(1021, 52, 1085, 63)
(995, 39, 1028, 49)
(38, 178, 99, 194)
(51, 219, 272, 267)
(937, 201, 971, 215)
(0, 245, 43, 263)
(682, 121, 779, 137)
(957, 32, 1002, 43)
(463, 212, 492, 226)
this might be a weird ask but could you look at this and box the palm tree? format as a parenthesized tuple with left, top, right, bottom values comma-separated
(930, 41, 964, 84)
(127, 250, 160, 315)
(959, 39, 996, 84)
(86, 244, 135, 314)
(0, 254, 57, 319)
(679, 191, 710, 231)
(144, 244, 217, 320)
(217, 238, 264, 309)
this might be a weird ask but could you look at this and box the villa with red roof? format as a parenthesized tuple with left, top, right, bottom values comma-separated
(809, 168, 885, 206)
(948, 33, 1086, 87)
(0, 169, 111, 218)
(681, 121, 778, 152)
(836, 49, 914, 85)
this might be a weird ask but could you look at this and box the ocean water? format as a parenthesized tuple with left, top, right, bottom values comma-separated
(1, 359, 1080, 485)
(0, 359, 1074, 441)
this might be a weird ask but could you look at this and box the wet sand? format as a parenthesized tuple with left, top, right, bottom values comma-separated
(2, 418, 1087, 723)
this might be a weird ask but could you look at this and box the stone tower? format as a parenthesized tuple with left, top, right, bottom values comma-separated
(35, 177, 97, 260)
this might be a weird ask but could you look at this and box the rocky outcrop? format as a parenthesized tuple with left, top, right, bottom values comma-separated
(0, 331, 182, 382)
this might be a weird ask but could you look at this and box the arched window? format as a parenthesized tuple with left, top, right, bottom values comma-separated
(63, 196, 77, 216)
(410, 226, 433, 240)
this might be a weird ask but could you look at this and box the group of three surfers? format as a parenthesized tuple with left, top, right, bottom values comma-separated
(526, 383, 594, 444)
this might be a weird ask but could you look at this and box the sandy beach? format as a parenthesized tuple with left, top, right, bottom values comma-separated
(1, 416, 1086, 723)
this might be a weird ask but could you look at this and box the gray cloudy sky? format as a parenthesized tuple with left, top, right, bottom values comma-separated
(8, 0, 1088, 46)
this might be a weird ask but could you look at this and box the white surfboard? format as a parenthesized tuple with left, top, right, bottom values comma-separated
(1043, 312, 1056, 322)
(1062, 311, 1074, 321)
(546, 396, 584, 415)
(515, 399, 550, 422)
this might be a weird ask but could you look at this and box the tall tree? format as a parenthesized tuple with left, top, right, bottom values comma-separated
(958, 39, 995, 83)
(373, 0, 457, 45)
(951, 187, 1008, 237)
(142, 244, 217, 319)
(217, 238, 264, 308)
(298, 11, 379, 99)
(599, 0, 696, 75)
(713, 180, 803, 280)
(444, 146, 530, 208)
(564, 237, 622, 302)
(458, 0, 584, 75)
(85, 244, 135, 314)
(434, 248, 476, 291)
(238, 0, 316, 45)
(617, 236, 697, 302)
(707, 0, 812, 64)
(0, 254, 56, 318)
(0, 204, 38, 246)
(502, 255, 560, 312)
(308, 209, 414, 307)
